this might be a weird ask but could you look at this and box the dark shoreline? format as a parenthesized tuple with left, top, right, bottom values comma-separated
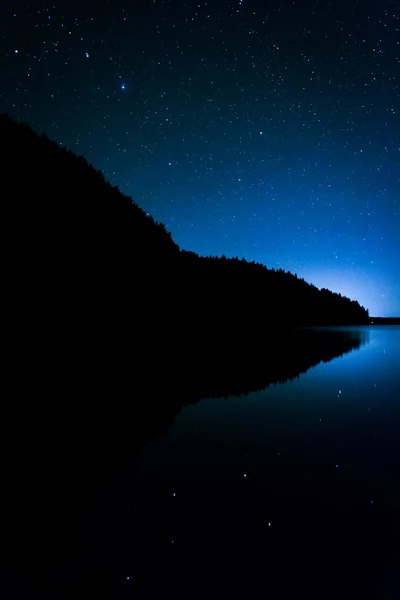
(370, 317, 400, 325)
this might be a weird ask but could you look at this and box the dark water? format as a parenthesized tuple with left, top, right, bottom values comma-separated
(5, 327, 399, 598)
(87, 326, 399, 598)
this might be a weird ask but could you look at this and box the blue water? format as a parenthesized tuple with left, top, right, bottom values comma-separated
(98, 326, 400, 597)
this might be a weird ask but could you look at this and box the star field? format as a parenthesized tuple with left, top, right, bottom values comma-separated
(1, 0, 399, 315)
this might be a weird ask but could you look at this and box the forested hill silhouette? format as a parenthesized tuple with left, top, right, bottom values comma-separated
(1, 112, 370, 410)
(1, 113, 368, 340)
(1, 114, 370, 590)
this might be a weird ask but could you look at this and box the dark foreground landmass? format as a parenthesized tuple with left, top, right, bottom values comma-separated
(1, 112, 369, 338)
(0, 114, 374, 595)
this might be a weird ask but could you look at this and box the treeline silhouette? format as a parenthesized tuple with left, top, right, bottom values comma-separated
(1, 113, 371, 407)
(0, 113, 372, 591)
(1, 113, 372, 461)
(1, 113, 368, 350)
(1, 111, 371, 478)
(1, 112, 371, 431)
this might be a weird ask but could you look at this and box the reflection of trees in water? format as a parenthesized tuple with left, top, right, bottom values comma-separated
(3, 326, 368, 580)
(1, 114, 372, 581)
(120, 327, 369, 451)
(44, 327, 366, 492)
(1, 113, 371, 479)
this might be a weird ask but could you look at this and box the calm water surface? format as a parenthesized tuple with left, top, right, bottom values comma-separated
(98, 326, 400, 597)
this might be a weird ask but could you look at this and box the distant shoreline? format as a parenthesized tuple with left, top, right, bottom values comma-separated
(370, 317, 400, 325)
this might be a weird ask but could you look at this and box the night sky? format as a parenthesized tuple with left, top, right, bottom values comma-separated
(1, 0, 399, 316)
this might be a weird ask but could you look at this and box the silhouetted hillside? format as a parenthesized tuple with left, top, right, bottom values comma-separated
(1, 112, 372, 404)
(1, 113, 371, 419)
(1, 115, 373, 593)
(0, 112, 370, 514)
(1, 115, 368, 361)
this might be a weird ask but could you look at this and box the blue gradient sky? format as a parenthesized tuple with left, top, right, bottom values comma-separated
(1, 0, 399, 315)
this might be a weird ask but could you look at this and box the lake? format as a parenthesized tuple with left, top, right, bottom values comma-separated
(84, 326, 399, 597)
(9, 326, 398, 597)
